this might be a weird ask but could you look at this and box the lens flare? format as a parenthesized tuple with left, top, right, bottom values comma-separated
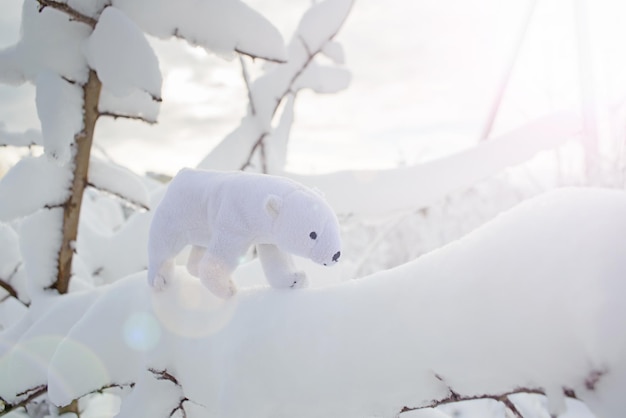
(123, 312, 161, 352)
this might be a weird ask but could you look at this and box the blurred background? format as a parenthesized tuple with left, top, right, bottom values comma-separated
(2, 0, 625, 177)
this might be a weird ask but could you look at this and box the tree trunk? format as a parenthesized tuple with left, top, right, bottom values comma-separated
(54, 70, 101, 294)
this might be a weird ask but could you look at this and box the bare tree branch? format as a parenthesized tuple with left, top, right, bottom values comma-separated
(397, 382, 588, 418)
(240, 132, 269, 171)
(149, 368, 180, 387)
(234, 47, 286, 64)
(98, 111, 157, 125)
(170, 397, 189, 418)
(86, 182, 150, 211)
(239, 55, 256, 116)
(36, 0, 97, 28)
(54, 70, 102, 294)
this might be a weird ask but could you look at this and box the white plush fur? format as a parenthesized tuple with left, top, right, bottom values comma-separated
(147, 169, 342, 298)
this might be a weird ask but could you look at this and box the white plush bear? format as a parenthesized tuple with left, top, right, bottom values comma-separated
(147, 169, 342, 298)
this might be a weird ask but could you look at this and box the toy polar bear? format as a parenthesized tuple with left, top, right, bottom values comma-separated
(147, 169, 342, 298)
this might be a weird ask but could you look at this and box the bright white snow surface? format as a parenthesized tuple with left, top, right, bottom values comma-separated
(29, 187, 626, 417)
(84, 7, 162, 101)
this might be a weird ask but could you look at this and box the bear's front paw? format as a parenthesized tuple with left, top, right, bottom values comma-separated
(151, 274, 168, 291)
(289, 271, 309, 289)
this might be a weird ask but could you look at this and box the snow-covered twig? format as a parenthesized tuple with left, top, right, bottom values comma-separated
(0, 385, 47, 417)
(148, 369, 193, 418)
(36, 0, 97, 28)
(399, 387, 552, 417)
(0, 262, 21, 303)
(399, 368, 607, 417)
(149, 368, 180, 386)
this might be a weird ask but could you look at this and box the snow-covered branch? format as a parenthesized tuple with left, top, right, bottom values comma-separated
(36, 0, 97, 28)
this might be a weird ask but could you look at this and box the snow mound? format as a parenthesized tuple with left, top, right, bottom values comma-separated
(40, 187, 626, 417)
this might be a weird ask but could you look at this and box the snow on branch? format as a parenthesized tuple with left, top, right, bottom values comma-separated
(98, 88, 160, 125)
(84, 7, 162, 103)
(116, 0, 287, 64)
(197, 0, 353, 173)
(0, 0, 91, 86)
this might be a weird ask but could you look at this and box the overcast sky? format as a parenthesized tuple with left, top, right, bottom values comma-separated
(1, 0, 625, 176)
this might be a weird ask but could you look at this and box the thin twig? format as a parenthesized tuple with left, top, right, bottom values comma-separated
(240, 133, 269, 171)
(86, 182, 150, 211)
(149, 368, 180, 387)
(98, 111, 157, 125)
(234, 47, 286, 64)
(36, 0, 97, 27)
(239, 55, 256, 116)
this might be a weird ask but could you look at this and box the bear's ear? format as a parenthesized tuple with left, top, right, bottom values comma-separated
(264, 195, 282, 219)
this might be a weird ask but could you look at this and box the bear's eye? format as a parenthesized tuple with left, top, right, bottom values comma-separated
(309, 231, 317, 240)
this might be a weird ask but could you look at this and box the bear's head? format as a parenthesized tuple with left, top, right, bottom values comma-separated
(265, 189, 342, 266)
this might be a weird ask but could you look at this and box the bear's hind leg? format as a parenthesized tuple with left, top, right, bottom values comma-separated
(186, 245, 206, 277)
(198, 252, 237, 299)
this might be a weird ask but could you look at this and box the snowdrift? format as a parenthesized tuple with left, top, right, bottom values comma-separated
(2, 187, 626, 418)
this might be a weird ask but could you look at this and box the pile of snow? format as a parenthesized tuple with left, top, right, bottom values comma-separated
(2, 187, 624, 417)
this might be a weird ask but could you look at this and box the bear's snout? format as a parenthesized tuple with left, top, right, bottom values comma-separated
(332, 251, 341, 262)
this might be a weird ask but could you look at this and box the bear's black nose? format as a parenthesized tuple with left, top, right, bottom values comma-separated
(332, 251, 341, 262)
